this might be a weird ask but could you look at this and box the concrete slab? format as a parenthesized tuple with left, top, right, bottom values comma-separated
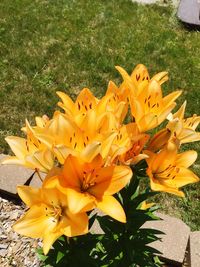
(178, 0, 200, 25)
(89, 209, 104, 234)
(90, 218, 104, 235)
(132, 0, 180, 7)
(190, 231, 200, 267)
(142, 212, 190, 265)
(132, 0, 158, 4)
(0, 154, 42, 196)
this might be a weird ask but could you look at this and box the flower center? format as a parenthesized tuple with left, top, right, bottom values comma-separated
(154, 164, 180, 180)
(81, 172, 96, 192)
(45, 203, 63, 223)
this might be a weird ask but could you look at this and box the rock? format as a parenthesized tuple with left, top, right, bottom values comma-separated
(0, 244, 8, 249)
(0, 249, 7, 257)
(190, 231, 200, 267)
(177, 0, 200, 26)
(9, 211, 20, 220)
(142, 212, 190, 265)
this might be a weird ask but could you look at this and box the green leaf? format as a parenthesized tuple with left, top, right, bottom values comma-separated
(97, 215, 125, 234)
(56, 251, 65, 264)
(36, 248, 48, 262)
(153, 255, 164, 265)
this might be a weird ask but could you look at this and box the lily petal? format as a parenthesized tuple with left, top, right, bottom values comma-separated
(171, 167, 199, 187)
(150, 177, 185, 197)
(63, 212, 88, 237)
(60, 188, 95, 213)
(17, 186, 41, 207)
(43, 230, 62, 255)
(97, 195, 126, 223)
(89, 165, 132, 197)
(13, 204, 56, 238)
(5, 136, 28, 159)
(173, 101, 187, 120)
(81, 142, 101, 162)
(175, 150, 197, 168)
(162, 91, 182, 108)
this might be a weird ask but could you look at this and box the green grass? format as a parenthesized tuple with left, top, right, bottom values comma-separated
(0, 0, 199, 230)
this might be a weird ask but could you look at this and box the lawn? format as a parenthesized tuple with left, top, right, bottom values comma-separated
(0, 0, 199, 230)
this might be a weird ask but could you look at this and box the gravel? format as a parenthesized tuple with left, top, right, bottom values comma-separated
(0, 196, 41, 267)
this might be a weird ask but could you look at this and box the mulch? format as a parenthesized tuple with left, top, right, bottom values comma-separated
(0, 196, 41, 267)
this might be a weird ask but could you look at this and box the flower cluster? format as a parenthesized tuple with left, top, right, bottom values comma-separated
(2, 64, 199, 255)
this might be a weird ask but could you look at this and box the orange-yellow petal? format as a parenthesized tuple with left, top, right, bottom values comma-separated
(17, 186, 41, 207)
(170, 167, 199, 188)
(151, 71, 168, 85)
(13, 204, 56, 238)
(150, 177, 185, 197)
(175, 150, 197, 168)
(81, 142, 101, 162)
(5, 136, 28, 159)
(162, 91, 182, 108)
(96, 195, 126, 223)
(43, 230, 63, 255)
(63, 211, 88, 237)
(89, 165, 132, 197)
(61, 188, 95, 213)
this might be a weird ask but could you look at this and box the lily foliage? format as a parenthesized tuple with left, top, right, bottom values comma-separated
(2, 64, 199, 267)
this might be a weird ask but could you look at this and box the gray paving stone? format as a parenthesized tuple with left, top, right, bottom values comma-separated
(190, 231, 200, 267)
(90, 218, 104, 235)
(142, 212, 190, 264)
(132, 0, 180, 7)
(178, 0, 200, 25)
(0, 154, 42, 196)
(132, 0, 158, 4)
(89, 209, 104, 234)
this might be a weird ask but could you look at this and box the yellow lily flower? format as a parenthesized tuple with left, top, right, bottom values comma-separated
(57, 88, 127, 138)
(110, 122, 149, 165)
(168, 101, 200, 144)
(105, 81, 129, 123)
(145, 146, 199, 197)
(21, 115, 49, 132)
(57, 87, 128, 126)
(118, 134, 149, 165)
(33, 111, 119, 165)
(116, 64, 168, 98)
(131, 63, 168, 87)
(129, 80, 181, 132)
(147, 128, 171, 152)
(116, 64, 181, 132)
(35, 114, 49, 128)
(13, 186, 88, 255)
(57, 88, 98, 125)
(148, 101, 200, 151)
(43, 154, 132, 223)
(116, 65, 181, 132)
(2, 120, 54, 172)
